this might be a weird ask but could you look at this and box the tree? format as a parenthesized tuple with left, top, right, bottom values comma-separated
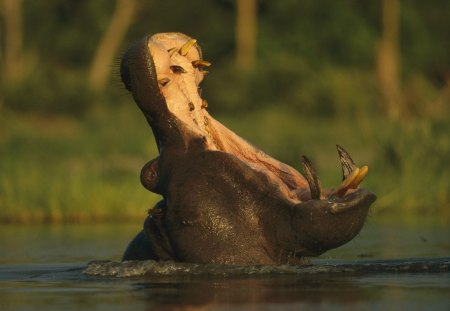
(89, 0, 137, 92)
(376, 0, 402, 120)
(1, 0, 24, 84)
(236, 0, 257, 72)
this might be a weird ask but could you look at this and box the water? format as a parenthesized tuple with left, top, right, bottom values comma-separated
(1, 220, 449, 310)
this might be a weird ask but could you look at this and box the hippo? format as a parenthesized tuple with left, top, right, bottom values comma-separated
(120, 32, 376, 265)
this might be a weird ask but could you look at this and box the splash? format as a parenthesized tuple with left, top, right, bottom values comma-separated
(83, 257, 450, 278)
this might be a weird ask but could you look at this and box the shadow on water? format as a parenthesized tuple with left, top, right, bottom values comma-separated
(0, 220, 449, 310)
(129, 273, 450, 310)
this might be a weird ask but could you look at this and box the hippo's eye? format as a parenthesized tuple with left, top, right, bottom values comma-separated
(170, 65, 187, 74)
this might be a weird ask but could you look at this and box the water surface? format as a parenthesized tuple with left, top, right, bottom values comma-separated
(1, 220, 449, 310)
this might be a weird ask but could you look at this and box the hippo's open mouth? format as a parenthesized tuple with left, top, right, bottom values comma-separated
(120, 33, 376, 265)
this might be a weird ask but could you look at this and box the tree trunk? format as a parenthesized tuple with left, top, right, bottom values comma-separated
(89, 0, 137, 92)
(1, 0, 23, 84)
(236, 0, 257, 72)
(376, 0, 402, 120)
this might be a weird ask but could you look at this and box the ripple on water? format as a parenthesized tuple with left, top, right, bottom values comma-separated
(83, 257, 450, 278)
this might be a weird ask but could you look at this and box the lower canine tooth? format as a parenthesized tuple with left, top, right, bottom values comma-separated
(349, 165, 368, 189)
(332, 165, 369, 197)
(301, 155, 322, 200)
(341, 167, 360, 189)
(332, 167, 360, 197)
(336, 145, 356, 180)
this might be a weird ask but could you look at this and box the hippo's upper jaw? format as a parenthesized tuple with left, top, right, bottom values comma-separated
(120, 33, 376, 265)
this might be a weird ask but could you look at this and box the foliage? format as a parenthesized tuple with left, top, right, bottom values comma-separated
(0, 1, 449, 222)
(1, 1, 448, 117)
(0, 106, 448, 223)
(0, 106, 160, 222)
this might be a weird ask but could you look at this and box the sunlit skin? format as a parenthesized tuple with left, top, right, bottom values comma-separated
(120, 33, 376, 265)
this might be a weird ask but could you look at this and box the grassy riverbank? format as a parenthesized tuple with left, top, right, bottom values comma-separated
(0, 106, 157, 223)
(0, 105, 448, 223)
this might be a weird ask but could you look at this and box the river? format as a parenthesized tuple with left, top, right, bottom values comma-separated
(1, 220, 449, 310)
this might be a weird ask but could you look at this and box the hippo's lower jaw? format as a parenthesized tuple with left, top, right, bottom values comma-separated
(120, 33, 377, 265)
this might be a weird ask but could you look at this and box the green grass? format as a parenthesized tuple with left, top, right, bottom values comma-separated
(0, 105, 160, 222)
(0, 105, 449, 223)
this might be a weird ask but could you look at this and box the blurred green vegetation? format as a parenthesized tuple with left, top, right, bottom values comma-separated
(0, 0, 449, 222)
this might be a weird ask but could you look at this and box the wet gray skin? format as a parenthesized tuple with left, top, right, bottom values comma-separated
(120, 33, 376, 265)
